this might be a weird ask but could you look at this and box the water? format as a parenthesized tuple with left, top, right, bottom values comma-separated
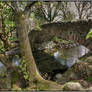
(54, 45, 89, 68)
(12, 55, 20, 66)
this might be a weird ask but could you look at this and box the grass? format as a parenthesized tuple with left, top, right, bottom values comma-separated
(80, 57, 87, 61)
(88, 60, 92, 65)
(52, 36, 74, 44)
(85, 77, 92, 82)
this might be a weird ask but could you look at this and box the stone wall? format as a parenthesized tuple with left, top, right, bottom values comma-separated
(29, 20, 92, 50)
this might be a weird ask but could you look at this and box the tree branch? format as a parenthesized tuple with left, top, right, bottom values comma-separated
(5, 47, 20, 56)
(0, 54, 9, 68)
(11, 2, 21, 13)
(5, 2, 15, 11)
(24, 1, 37, 15)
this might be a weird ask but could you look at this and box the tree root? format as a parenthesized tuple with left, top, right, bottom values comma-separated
(27, 78, 64, 90)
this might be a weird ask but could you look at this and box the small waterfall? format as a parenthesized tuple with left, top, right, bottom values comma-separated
(53, 45, 89, 68)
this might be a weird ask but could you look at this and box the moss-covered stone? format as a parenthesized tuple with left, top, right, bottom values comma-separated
(55, 55, 92, 87)
(0, 74, 11, 90)
(63, 82, 83, 91)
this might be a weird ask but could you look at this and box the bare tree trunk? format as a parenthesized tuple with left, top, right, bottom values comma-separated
(15, 11, 43, 86)
(12, 2, 63, 90)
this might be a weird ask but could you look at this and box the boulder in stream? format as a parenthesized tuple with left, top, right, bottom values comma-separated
(63, 82, 83, 91)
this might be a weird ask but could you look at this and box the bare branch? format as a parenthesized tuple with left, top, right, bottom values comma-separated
(5, 47, 20, 56)
(5, 2, 15, 11)
(0, 54, 9, 68)
(11, 2, 19, 13)
(24, 1, 37, 16)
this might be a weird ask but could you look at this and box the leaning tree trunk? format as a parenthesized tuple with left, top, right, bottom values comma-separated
(15, 11, 43, 86)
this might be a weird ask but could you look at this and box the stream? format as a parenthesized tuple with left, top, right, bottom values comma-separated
(54, 45, 89, 68)
(0, 45, 89, 76)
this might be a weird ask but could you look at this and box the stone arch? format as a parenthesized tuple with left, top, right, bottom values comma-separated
(29, 20, 92, 50)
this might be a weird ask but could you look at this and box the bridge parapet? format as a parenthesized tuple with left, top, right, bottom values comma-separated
(29, 20, 92, 50)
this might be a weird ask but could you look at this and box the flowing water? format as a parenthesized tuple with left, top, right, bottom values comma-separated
(54, 45, 89, 68)
(0, 45, 89, 73)
(0, 45, 89, 80)
(9, 45, 89, 68)
(12, 55, 20, 66)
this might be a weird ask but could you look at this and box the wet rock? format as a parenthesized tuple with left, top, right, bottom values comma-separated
(53, 45, 89, 68)
(55, 73, 62, 80)
(68, 72, 78, 80)
(0, 62, 11, 90)
(0, 75, 11, 90)
(86, 87, 92, 90)
(33, 50, 67, 74)
(46, 68, 67, 81)
(55, 59, 92, 85)
(79, 80, 89, 88)
(55, 69, 78, 84)
(12, 84, 21, 90)
(0, 62, 7, 76)
(38, 41, 56, 50)
(63, 82, 83, 91)
(73, 62, 92, 79)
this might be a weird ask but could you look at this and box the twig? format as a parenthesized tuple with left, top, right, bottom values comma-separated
(5, 2, 15, 11)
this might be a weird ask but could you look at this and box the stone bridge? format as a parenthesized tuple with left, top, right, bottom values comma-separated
(29, 20, 92, 50)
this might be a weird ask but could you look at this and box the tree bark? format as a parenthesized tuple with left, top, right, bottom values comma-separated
(12, 2, 63, 90)
(14, 10, 43, 86)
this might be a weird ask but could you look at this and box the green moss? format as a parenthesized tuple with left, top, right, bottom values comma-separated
(80, 57, 86, 61)
(88, 60, 92, 65)
(51, 36, 74, 44)
(11, 70, 22, 85)
(85, 77, 92, 82)
(12, 72, 19, 83)
(11, 85, 21, 91)
(39, 84, 49, 91)
(9, 37, 19, 41)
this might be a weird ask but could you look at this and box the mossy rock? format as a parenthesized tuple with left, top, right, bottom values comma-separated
(33, 50, 67, 74)
(63, 82, 83, 91)
(0, 75, 11, 90)
(55, 59, 92, 85)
